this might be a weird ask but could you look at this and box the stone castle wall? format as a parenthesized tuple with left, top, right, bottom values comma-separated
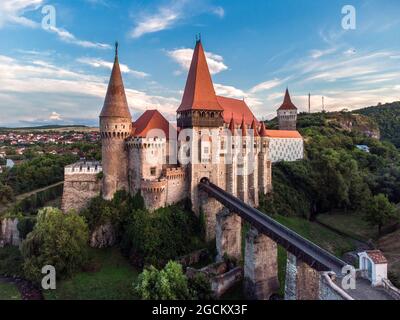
(0, 218, 20, 247)
(61, 172, 101, 213)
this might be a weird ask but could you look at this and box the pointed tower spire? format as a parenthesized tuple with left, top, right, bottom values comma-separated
(240, 115, 247, 137)
(100, 42, 131, 119)
(177, 40, 222, 112)
(251, 118, 259, 137)
(259, 121, 268, 137)
(228, 113, 236, 135)
(278, 88, 297, 111)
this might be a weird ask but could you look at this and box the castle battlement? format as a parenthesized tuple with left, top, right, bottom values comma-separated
(141, 179, 167, 193)
(65, 161, 102, 175)
(163, 167, 186, 180)
(127, 136, 166, 149)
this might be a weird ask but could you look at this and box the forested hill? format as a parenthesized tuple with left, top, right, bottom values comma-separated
(356, 101, 400, 148)
(263, 112, 400, 219)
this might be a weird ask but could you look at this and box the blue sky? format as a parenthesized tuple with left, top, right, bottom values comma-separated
(0, 0, 399, 126)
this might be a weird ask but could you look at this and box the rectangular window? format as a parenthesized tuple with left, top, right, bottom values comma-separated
(150, 167, 156, 176)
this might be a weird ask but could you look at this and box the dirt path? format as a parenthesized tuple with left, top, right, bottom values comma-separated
(0, 181, 64, 214)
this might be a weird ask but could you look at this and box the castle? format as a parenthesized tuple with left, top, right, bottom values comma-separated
(62, 40, 304, 213)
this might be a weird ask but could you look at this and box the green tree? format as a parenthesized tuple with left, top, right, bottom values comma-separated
(134, 261, 191, 300)
(364, 194, 399, 235)
(21, 207, 89, 282)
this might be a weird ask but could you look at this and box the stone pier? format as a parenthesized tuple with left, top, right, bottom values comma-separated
(284, 253, 321, 300)
(216, 208, 242, 262)
(201, 197, 223, 242)
(244, 227, 279, 299)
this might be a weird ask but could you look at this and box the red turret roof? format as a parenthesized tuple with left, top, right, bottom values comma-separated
(251, 118, 259, 137)
(259, 122, 268, 137)
(133, 110, 171, 139)
(228, 114, 236, 135)
(240, 117, 247, 137)
(100, 44, 132, 119)
(278, 88, 298, 111)
(177, 40, 223, 112)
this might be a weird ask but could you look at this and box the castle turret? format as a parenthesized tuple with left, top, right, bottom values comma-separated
(258, 122, 272, 194)
(277, 88, 298, 131)
(100, 43, 132, 200)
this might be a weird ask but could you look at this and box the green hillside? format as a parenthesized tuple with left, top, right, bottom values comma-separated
(263, 112, 400, 220)
(356, 101, 400, 148)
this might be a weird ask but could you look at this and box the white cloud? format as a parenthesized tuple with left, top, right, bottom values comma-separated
(77, 57, 149, 78)
(0, 0, 43, 28)
(309, 47, 337, 59)
(212, 6, 225, 18)
(47, 26, 111, 49)
(49, 111, 62, 120)
(130, 0, 225, 39)
(0, 54, 179, 125)
(343, 48, 357, 56)
(131, 5, 182, 39)
(250, 79, 283, 93)
(167, 48, 228, 75)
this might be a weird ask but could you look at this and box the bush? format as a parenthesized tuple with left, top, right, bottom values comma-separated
(0, 246, 24, 278)
(21, 207, 89, 282)
(134, 261, 192, 300)
(188, 273, 213, 300)
(121, 204, 203, 268)
(17, 216, 37, 239)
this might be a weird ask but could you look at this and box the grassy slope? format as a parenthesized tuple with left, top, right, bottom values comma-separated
(0, 281, 21, 300)
(316, 212, 377, 240)
(44, 248, 139, 300)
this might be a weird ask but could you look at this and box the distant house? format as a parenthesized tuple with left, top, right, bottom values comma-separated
(358, 250, 388, 287)
(356, 145, 370, 153)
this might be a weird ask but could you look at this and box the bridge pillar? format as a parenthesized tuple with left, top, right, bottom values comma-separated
(201, 197, 223, 242)
(296, 259, 320, 300)
(284, 253, 298, 300)
(216, 208, 242, 262)
(284, 253, 321, 300)
(244, 227, 279, 300)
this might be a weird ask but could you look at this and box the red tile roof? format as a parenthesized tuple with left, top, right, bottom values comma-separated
(177, 41, 223, 112)
(217, 96, 258, 126)
(265, 130, 302, 139)
(133, 110, 171, 139)
(100, 50, 132, 119)
(278, 88, 298, 111)
(366, 250, 388, 264)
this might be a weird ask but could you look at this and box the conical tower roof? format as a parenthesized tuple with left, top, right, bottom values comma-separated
(240, 116, 247, 137)
(100, 43, 132, 118)
(177, 40, 223, 112)
(228, 114, 236, 135)
(259, 121, 268, 137)
(251, 118, 259, 137)
(278, 88, 297, 111)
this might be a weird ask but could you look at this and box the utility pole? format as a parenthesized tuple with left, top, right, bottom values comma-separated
(308, 93, 311, 113)
(322, 96, 325, 112)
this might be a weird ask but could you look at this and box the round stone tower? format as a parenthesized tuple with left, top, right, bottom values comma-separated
(99, 43, 132, 200)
